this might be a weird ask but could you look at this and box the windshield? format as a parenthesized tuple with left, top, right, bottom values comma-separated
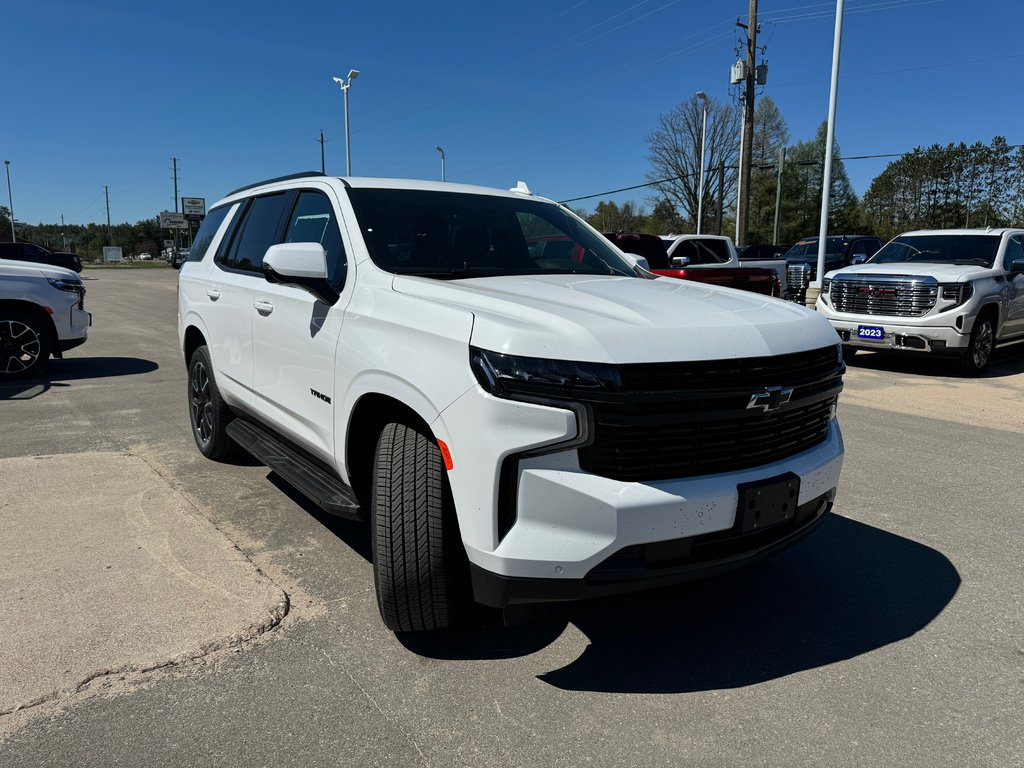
(868, 234, 1000, 267)
(785, 237, 846, 259)
(346, 188, 637, 279)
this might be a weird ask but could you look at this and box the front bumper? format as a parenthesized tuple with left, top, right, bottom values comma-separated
(817, 301, 969, 354)
(472, 489, 833, 607)
(434, 385, 844, 602)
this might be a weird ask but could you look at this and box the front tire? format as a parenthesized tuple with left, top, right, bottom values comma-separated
(956, 316, 995, 374)
(0, 310, 50, 379)
(371, 421, 467, 632)
(187, 346, 241, 460)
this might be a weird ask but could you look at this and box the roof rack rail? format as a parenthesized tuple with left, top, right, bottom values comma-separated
(226, 171, 327, 197)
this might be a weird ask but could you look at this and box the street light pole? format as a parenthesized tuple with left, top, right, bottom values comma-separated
(4, 160, 14, 243)
(811, 0, 845, 304)
(435, 146, 445, 181)
(333, 69, 360, 176)
(695, 92, 709, 235)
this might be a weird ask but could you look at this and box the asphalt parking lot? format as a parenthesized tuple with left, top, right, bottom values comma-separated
(1, 268, 1022, 767)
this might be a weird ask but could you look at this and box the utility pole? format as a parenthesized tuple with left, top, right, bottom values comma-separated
(773, 147, 786, 245)
(172, 157, 180, 255)
(716, 162, 725, 235)
(104, 185, 111, 246)
(736, 0, 758, 248)
(317, 130, 327, 174)
(4, 160, 14, 243)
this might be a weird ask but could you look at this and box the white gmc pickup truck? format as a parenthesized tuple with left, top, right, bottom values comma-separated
(817, 228, 1024, 373)
(177, 173, 846, 632)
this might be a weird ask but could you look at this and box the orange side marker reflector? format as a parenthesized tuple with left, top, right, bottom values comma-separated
(43, 306, 54, 314)
(437, 440, 454, 471)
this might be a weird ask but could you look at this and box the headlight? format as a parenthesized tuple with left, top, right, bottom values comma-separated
(822, 277, 832, 294)
(47, 277, 84, 293)
(938, 282, 973, 310)
(470, 347, 621, 400)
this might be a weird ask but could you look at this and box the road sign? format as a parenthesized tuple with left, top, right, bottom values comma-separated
(159, 211, 188, 230)
(181, 197, 206, 217)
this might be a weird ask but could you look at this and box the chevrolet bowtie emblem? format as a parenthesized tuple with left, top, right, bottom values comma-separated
(747, 385, 794, 412)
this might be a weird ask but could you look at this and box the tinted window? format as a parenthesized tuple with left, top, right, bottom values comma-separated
(851, 240, 869, 255)
(1004, 236, 1024, 271)
(188, 205, 232, 263)
(347, 188, 635, 279)
(868, 235, 1000, 268)
(221, 193, 289, 272)
(786, 237, 846, 258)
(284, 191, 347, 288)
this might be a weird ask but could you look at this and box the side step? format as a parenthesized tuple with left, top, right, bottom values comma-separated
(226, 418, 363, 521)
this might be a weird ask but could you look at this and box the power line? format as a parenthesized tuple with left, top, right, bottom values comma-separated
(557, 143, 1024, 204)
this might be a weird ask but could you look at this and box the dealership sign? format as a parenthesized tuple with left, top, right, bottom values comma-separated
(159, 211, 188, 229)
(181, 197, 206, 217)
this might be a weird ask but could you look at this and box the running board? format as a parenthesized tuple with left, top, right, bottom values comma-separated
(226, 419, 363, 521)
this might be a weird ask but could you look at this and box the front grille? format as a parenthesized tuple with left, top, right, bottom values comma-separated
(575, 346, 843, 482)
(831, 276, 936, 317)
(787, 263, 812, 294)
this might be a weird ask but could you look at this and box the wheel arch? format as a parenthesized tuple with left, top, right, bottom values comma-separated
(345, 392, 434, 508)
(976, 302, 1001, 336)
(183, 324, 208, 366)
(0, 300, 59, 356)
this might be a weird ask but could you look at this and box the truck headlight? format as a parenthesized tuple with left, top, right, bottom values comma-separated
(938, 282, 973, 310)
(470, 347, 621, 401)
(822, 277, 831, 294)
(46, 277, 84, 293)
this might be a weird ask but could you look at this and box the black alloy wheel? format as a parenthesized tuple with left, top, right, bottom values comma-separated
(0, 311, 50, 379)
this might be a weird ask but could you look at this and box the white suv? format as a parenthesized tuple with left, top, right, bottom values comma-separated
(0, 260, 90, 378)
(178, 174, 846, 632)
(817, 228, 1024, 372)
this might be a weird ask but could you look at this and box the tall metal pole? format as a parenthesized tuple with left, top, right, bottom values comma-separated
(104, 185, 111, 246)
(344, 87, 352, 175)
(812, 0, 845, 301)
(3, 160, 14, 243)
(334, 71, 359, 176)
(319, 130, 326, 174)
(172, 157, 179, 212)
(435, 146, 446, 181)
(696, 92, 709, 235)
(773, 147, 786, 245)
(735, 123, 745, 242)
(716, 162, 725, 235)
(737, 0, 758, 248)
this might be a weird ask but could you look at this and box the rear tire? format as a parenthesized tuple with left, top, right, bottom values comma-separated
(187, 345, 242, 460)
(956, 315, 995, 374)
(371, 421, 467, 632)
(0, 310, 50, 379)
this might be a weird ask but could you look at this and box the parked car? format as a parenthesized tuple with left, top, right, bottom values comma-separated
(0, 241, 82, 273)
(785, 235, 882, 303)
(179, 173, 845, 632)
(0, 260, 90, 377)
(604, 232, 782, 296)
(137, 252, 153, 261)
(817, 228, 1024, 372)
(740, 243, 791, 261)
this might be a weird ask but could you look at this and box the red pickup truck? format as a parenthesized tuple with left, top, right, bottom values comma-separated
(604, 233, 783, 298)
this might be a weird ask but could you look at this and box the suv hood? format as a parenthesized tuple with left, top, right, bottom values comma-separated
(393, 273, 839, 363)
(827, 262, 990, 282)
(0, 259, 79, 281)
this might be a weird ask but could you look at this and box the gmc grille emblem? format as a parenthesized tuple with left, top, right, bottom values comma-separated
(856, 286, 897, 297)
(747, 386, 793, 413)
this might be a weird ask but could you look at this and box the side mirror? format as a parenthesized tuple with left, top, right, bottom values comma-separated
(670, 255, 690, 268)
(850, 255, 867, 265)
(620, 252, 651, 272)
(1010, 257, 1024, 275)
(263, 242, 338, 305)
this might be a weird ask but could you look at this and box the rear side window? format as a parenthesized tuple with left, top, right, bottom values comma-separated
(187, 205, 232, 263)
(284, 191, 347, 288)
(219, 193, 290, 273)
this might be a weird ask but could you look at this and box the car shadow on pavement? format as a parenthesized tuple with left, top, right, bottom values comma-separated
(0, 357, 159, 400)
(848, 344, 1024, 378)
(401, 515, 961, 692)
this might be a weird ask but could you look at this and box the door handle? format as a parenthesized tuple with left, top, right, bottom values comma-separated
(205, 289, 221, 301)
(254, 300, 274, 316)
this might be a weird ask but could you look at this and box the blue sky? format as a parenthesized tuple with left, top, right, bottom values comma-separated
(3, 0, 1021, 225)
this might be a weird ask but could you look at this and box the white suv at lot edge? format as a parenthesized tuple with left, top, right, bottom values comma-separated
(178, 173, 846, 632)
(816, 228, 1024, 372)
(1, 259, 90, 378)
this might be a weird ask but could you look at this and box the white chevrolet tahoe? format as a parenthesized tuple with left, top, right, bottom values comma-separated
(177, 173, 846, 632)
(0, 259, 90, 378)
(817, 229, 1024, 373)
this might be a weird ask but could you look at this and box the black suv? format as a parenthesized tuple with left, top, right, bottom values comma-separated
(0, 241, 82, 272)
(785, 235, 881, 302)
